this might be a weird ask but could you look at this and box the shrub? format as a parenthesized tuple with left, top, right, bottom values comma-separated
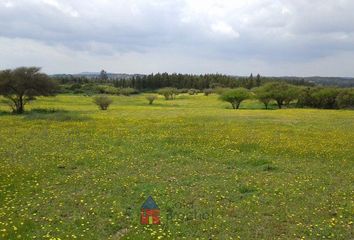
(157, 87, 178, 100)
(336, 89, 354, 109)
(73, 89, 84, 94)
(119, 88, 138, 96)
(188, 89, 198, 95)
(203, 88, 213, 96)
(146, 95, 158, 105)
(97, 85, 119, 95)
(69, 83, 82, 90)
(215, 87, 231, 95)
(177, 88, 189, 94)
(93, 95, 113, 110)
(219, 88, 250, 109)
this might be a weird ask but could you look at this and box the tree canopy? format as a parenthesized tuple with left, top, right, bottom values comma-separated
(0, 67, 57, 113)
(219, 88, 250, 109)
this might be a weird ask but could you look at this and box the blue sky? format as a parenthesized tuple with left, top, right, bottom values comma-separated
(1, 0, 354, 76)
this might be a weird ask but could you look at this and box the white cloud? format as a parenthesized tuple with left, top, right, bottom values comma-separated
(41, 0, 79, 17)
(0, 0, 354, 76)
(1, 0, 14, 8)
(210, 21, 240, 39)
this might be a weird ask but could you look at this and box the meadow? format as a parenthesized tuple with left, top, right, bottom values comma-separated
(0, 94, 353, 239)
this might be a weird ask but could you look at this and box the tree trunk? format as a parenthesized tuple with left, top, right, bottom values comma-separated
(277, 100, 282, 109)
(236, 102, 241, 109)
(13, 95, 24, 114)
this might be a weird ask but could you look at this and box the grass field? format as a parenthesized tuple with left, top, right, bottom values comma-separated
(0, 94, 353, 239)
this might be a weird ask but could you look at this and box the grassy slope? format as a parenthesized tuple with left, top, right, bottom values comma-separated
(0, 94, 353, 239)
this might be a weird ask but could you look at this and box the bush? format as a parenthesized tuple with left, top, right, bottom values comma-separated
(157, 87, 178, 100)
(336, 89, 354, 109)
(177, 88, 189, 94)
(119, 88, 138, 96)
(97, 85, 119, 95)
(203, 88, 213, 96)
(219, 88, 250, 109)
(146, 95, 158, 105)
(188, 89, 198, 95)
(215, 87, 231, 95)
(69, 83, 82, 90)
(93, 95, 113, 110)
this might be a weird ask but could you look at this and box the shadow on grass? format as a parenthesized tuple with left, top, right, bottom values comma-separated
(0, 110, 13, 116)
(23, 108, 90, 122)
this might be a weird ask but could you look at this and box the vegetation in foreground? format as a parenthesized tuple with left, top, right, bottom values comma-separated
(0, 94, 353, 239)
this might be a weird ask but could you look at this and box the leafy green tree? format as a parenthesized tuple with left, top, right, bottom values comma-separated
(253, 87, 272, 109)
(0, 67, 57, 114)
(284, 85, 301, 107)
(262, 82, 294, 109)
(336, 89, 354, 109)
(93, 95, 113, 110)
(311, 88, 340, 109)
(297, 87, 316, 108)
(219, 88, 250, 109)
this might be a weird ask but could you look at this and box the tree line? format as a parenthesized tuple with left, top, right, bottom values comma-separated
(219, 82, 354, 109)
(55, 72, 315, 90)
(1, 67, 353, 114)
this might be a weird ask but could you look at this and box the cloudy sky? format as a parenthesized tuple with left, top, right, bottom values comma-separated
(1, 0, 354, 76)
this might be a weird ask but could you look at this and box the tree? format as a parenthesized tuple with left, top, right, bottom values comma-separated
(297, 87, 316, 108)
(284, 85, 301, 107)
(93, 95, 113, 110)
(100, 70, 108, 81)
(336, 89, 354, 109)
(311, 88, 339, 109)
(255, 74, 261, 87)
(146, 95, 158, 105)
(0, 67, 57, 114)
(262, 82, 293, 109)
(254, 87, 272, 109)
(219, 88, 250, 109)
(246, 73, 254, 89)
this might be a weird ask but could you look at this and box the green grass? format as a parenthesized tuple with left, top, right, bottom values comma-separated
(0, 94, 353, 239)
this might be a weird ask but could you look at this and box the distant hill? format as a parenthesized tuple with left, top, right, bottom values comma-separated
(280, 76, 354, 87)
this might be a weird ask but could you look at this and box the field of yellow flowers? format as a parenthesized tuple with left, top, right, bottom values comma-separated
(0, 94, 353, 239)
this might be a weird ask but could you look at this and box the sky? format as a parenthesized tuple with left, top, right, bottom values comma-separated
(0, 0, 354, 76)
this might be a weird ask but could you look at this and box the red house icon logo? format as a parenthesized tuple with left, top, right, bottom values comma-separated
(140, 196, 160, 225)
